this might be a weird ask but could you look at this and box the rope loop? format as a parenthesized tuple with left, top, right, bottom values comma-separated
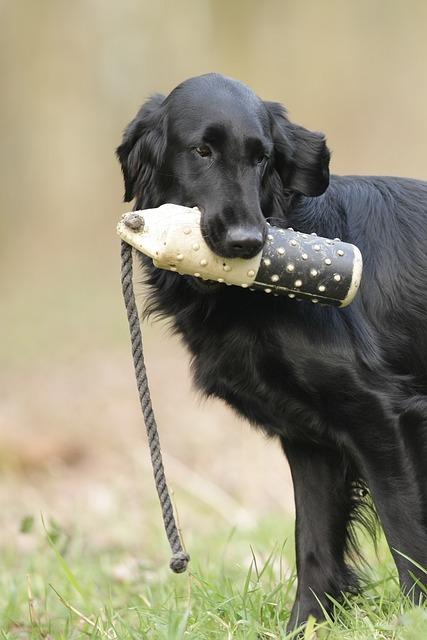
(120, 239, 189, 574)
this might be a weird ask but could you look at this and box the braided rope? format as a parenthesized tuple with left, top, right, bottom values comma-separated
(120, 239, 190, 573)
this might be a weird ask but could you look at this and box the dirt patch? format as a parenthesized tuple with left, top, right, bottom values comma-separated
(0, 332, 294, 550)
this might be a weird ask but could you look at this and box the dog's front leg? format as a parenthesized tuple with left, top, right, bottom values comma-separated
(281, 438, 359, 632)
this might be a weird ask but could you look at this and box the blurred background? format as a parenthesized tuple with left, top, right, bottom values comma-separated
(1, 0, 427, 560)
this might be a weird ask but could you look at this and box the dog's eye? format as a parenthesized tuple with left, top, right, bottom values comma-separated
(195, 144, 212, 158)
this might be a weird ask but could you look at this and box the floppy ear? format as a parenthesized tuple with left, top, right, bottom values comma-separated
(116, 94, 167, 203)
(264, 101, 330, 197)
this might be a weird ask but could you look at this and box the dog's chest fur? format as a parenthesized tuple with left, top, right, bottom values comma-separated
(148, 275, 362, 443)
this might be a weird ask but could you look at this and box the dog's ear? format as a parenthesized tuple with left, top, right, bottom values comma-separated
(116, 94, 167, 203)
(264, 101, 330, 197)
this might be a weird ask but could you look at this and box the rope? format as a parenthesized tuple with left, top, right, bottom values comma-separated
(120, 236, 190, 574)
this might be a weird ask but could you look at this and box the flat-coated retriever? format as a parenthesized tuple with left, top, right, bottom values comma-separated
(117, 73, 427, 631)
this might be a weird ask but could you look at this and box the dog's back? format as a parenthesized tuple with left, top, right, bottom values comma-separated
(288, 175, 427, 383)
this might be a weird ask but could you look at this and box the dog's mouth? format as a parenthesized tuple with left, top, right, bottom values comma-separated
(185, 275, 222, 294)
(180, 204, 220, 293)
(182, 203, 242, 294)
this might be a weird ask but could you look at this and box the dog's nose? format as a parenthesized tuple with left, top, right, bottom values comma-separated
(224, 227, 265, 259)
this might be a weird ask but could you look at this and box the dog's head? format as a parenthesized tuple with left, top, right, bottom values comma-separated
(117, 73, 330, 260)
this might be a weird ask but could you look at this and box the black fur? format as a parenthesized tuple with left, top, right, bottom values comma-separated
(117, 73, 427, 631)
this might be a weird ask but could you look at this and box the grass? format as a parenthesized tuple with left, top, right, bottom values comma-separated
(1, 514, 427, 639)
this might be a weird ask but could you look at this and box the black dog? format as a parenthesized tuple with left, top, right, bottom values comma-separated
(117, 73, 427, 631)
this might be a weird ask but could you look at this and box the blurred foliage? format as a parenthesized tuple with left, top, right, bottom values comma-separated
(1, 0, 427, 368)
